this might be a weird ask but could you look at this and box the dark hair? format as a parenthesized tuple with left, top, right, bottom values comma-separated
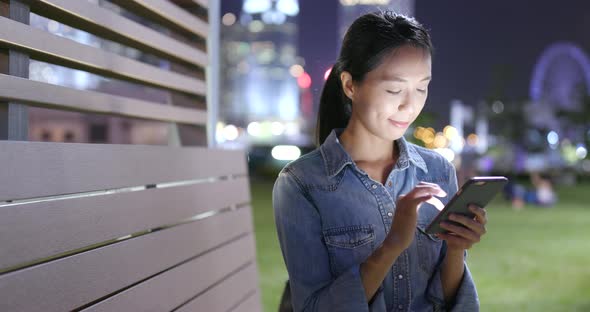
(315, 11, 434, 146)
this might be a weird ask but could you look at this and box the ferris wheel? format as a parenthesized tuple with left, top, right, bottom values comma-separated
(528, 42, 590, 132)
(530, 42, 590, 119)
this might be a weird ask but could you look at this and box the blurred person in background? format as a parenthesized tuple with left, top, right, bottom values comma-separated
(504, 172, 557, 210)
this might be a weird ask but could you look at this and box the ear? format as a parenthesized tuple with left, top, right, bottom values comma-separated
(340, 71, 355, 101)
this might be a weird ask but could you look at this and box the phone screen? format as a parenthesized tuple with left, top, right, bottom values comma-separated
(425, 176, 508, 235)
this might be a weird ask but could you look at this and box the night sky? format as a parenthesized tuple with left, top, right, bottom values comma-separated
(221, 0, 590, 120)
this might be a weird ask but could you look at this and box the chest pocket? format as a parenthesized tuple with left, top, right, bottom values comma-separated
(323, 225, 375, 276)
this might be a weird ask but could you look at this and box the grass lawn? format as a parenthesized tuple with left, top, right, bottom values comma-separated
(250, 180, 590, 312)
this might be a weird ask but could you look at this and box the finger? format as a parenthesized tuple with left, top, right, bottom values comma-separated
(425, 196, 445, 211)
(416, 181, 440, 188)
(416, 195, 438, 213)
(405, 191, 439, 211)
(397, 192, 431, 208)
(398, 194, 433, 215)
(399, 183, 447, 211)
(469, 205, 487, 224)
(449, 213, 486, 236)
(414, 182, 448, 197)
(397, 189, 431, 201)
(411, 195, 434, 209)
(439, 221, 480, 243)
(437, 233, 473, 249)
(406, 184, 446, 200)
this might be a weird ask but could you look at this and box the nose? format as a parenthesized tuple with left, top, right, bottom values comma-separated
(398, 92, 419, 114)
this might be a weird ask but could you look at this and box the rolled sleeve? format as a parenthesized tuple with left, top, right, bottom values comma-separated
(426, 249, 480, 311)
(273, 169, 386, 312)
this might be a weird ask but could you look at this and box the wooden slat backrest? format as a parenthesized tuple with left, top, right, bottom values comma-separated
(0, 0, 262, 311)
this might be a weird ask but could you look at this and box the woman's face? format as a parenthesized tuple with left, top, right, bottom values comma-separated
(343, 45, 432, 141)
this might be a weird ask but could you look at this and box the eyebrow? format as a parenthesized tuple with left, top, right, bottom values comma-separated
(384, 76, 432, 82)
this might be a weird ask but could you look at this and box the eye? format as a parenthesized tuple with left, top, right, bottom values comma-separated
(387, 90, 402, 95)
(417, 88, 427, 93)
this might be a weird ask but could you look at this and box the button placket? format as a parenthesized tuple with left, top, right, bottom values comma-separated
(392, 251, 410, 312)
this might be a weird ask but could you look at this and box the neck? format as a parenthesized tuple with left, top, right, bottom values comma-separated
(339, 118, 398, 164)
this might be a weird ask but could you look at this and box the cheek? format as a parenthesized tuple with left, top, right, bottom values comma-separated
(367, 92, 399, 111)
(369, 97, 399, 119)
(354, 91, 387, 114)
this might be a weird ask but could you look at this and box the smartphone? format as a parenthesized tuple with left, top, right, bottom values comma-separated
(425, 176, 509, 235)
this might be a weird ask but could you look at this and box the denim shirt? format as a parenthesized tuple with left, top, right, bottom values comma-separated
(273, 128, 479, 312)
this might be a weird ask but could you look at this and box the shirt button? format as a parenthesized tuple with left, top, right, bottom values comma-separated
(398, 304, 404, 310)
(371, 184, 378, 189)
(398, 274, 403, 279)
(388, 181, 393, 187)
(387, 212, 393, 217)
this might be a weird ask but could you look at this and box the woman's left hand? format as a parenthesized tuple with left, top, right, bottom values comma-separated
(436, 204, 487, 250)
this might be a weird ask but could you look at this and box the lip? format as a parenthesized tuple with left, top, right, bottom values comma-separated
(388, 119, 410, 128)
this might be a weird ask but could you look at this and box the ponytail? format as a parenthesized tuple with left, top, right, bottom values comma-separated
(315, 62, 352, 146)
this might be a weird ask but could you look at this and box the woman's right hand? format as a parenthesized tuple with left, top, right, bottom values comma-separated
(384, 182, 447, 252)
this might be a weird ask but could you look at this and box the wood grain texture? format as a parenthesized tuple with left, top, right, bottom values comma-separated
(0, 207, 254, 312)
(0, 176, 251, 271)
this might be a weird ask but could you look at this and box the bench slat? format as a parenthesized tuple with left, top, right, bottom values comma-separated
(84, 236, 257, 312)
(0, 176, 250, 271)
(0, 141, 247, 201)
(0, 207, 253, 312)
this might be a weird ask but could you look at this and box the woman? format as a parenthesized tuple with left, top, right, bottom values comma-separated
(273, 11, 486, 311)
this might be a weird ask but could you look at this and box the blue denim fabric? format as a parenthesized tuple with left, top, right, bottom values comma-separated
(273, 128, 479, 311)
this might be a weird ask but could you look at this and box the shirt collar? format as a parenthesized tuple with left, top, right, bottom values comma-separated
(320, 128, 428, 178)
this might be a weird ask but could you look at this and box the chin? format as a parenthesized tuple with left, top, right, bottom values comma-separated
(383, 128, 406, 141)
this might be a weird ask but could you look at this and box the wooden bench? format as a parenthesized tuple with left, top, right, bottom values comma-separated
(0, 142, 261, 311)
(0, 0, 262, 310)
